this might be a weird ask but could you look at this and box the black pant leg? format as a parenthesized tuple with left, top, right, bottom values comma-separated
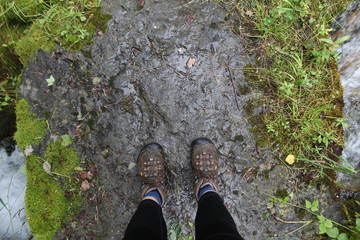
(123, 199, 168, 240)
(195, 192, 244, 240)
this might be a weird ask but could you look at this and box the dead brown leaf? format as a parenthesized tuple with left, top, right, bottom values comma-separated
(87, 171, 93, 179)
(81, 180, 90, 191)
(43, 161, 52, 176)
(186, 57, 196, 69)
(80, 171, 88, 180)
(245, 10, 254, 17)
(138, 0, 145, 8)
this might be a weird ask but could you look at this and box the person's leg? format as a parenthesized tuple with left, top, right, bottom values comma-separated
(123, 143, 168, 240)
(123, 199, 167, 240)
(195, 192, 244, 240)
(191, 138, 244, 240)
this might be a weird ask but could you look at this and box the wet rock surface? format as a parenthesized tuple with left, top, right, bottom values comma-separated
(19, 0, 346, 239)
(332, 0, 360, 192)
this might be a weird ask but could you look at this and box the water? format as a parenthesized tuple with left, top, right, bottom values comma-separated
(333, 0, 360, 192)
(0, 145, 31, 240)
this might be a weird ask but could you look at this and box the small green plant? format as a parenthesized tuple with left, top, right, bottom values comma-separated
(317, 215, 349, 240)
(266, 193, 358, 239)
(168, 222, 195, 240)
(312, 132, 337, 148)
(305, 200, 319, 212)
(279, 196, 290, 206)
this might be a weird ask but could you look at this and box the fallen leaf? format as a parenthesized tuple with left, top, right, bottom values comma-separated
(92, 77, 102, 85)
(285, 154, 295, 165)
(128, 162, 136, 170)
(186, 57, 196, 69)
(97, 31, 104, 36)
(24, 145, 33, 156)
(81, 180, 90, 191)
(43, 161, 52, 175)
(89, 164, 98, 177)
(80, 171, 87, 180)
(245, 10, 254, 17)
(86, 171, 93, 179)
(138, 0, 145, 7)
(46, 75, 55, 86)
(259, 163, 266, 169)
(61, 134, 72, 147)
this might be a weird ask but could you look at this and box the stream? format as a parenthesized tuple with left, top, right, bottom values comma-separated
(0, 143, 31, 239)
(333, 0, 360, 192)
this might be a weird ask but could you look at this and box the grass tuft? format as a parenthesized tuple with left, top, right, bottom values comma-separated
(217, 0, 350, 168)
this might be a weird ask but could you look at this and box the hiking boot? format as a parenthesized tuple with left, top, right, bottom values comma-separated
(191, 138, 219, 201)
(138, 142, 166, 206)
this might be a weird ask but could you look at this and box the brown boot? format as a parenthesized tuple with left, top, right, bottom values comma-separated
(191, 138, 219, 201)
(137, 143, 166, 206)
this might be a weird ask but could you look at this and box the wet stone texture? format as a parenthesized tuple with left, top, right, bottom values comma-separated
(20, 0, 346, 239)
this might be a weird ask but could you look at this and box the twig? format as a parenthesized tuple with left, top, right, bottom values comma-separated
(229, 67, 265, 70)
(224, 58, 241, 112)
(273, 216, 313, 235)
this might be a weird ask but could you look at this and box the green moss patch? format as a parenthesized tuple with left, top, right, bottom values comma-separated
(26, 141, 82, 240)
(26, 155, 68, 240)
(12, 0, 111, 63)
(14, 98, 47, 150)
(1, 0, 111, 110)
(14, 100, 83, 239)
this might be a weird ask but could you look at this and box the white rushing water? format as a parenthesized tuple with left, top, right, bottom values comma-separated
(334, 0, 360, 191)
(0, 146, 31, 239)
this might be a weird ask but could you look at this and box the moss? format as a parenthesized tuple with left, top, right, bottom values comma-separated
(12, 1, 111, 63)
(275, 189, 288, 199)
(45, 141, 80, 174)
(25, 155, 67, 240)
(15, 34, 54, 64)
(25, 141, 83, 239)
(46, 141, 83, 212)
(234, 135, 244, 143)
(294, 206, 306, 220)
(14, 99, 47, 151)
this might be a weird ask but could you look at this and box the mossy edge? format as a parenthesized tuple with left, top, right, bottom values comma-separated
(14, 98, 47, 151)
(26, 141, 83, 240)
(14, 98, 83, 239)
